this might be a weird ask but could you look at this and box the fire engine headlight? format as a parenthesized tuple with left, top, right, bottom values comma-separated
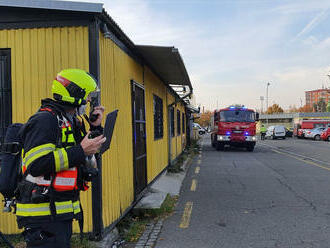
(217, 135, 230, 141)
(245, 136, 256, 141)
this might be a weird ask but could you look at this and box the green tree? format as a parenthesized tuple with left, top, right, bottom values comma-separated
(317, 99, 326, 112)
(327, 102, 330, 112)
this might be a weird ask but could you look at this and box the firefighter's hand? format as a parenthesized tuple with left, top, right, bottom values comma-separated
(90, 106, 105, 127)
(81, 132, 106, 156)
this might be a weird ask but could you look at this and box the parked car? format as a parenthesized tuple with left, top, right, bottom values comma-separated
(305, 127, 325, 140)
(193, 123, 206, 135)
(265, 125, 286, 139)
(294, 119, 330, 138)
(285, 127, 293, 137)
(321, 127, 330, 141)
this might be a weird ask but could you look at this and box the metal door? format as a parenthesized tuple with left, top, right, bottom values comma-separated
(0, 49, 12, 144)
(131, 80, 147, 197)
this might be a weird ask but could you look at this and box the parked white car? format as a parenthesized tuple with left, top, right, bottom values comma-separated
(193, 123, 206, 135)
(305, 127, 325, 140)
(265, 125, 286, 139)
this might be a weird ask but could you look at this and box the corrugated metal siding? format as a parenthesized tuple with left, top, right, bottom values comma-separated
(0, 26, 188, 234)
(0, 26, 91, 234)
(144, 67, 169, 182)
(99, 34, 143, 228)
(168, 97, 186, 161)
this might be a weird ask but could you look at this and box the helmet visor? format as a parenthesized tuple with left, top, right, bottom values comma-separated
(86, 89, 100, 104)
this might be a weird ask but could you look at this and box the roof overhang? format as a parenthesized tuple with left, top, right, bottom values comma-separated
(136, 45, 192, 90)
(186, 104, 200, 113)
(0, 0, 103, 13)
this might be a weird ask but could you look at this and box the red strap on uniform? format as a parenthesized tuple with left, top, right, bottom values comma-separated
(40, 108, 53, 112)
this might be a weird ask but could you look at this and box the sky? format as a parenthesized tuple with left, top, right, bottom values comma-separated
(71, 0, 330, 111)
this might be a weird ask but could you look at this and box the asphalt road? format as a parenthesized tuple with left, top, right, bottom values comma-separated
(156, 135, 330, 248)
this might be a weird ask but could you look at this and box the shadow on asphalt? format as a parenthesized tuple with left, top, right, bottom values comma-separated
(202, 143, 270, 153)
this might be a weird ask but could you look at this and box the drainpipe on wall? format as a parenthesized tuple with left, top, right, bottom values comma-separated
(88, 18, 104, 240)
(167, 90, 172, 166)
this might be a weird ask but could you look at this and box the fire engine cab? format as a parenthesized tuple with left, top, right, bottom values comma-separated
(211, 105, 259, 151)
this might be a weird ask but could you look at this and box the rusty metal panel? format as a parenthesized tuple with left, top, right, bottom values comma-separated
(0, 26, 90, 234)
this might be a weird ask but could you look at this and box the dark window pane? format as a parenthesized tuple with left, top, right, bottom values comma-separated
(177, 110, 181, 135)
(0, 50, 12, 144)
(170, 107, 175, 137)
(182, 113, 185, 134)
(153, 95, 163, 139)
(135, 85, 145, 121)
(135, 123, 146, 157)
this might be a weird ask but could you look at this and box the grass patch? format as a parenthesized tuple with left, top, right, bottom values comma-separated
(168, 139, 200, 173)
(143, 194, 178, 218)
(117, 215, 149, 243)
(117, 194, 178, 243)
(0, 234, 24, 248)
(71, 234, 96, 248)
(1, 232, 95, 248)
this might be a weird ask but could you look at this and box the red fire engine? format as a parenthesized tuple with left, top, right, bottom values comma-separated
(294, 119, 330, 138)
(211, 106, 259, 151)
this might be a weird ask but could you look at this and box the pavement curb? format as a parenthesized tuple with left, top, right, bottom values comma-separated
(132, 153, 196, 248)
(93, 227, 120, 248)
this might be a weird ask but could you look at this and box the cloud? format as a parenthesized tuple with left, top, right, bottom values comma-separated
(64, 0, 330, 111)
(273, 1, 330, 15)
(294, 8, 329, 40)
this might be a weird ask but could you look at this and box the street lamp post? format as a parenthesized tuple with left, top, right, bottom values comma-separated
(260, 96, 264, 113)
(266, 82, 270, 126)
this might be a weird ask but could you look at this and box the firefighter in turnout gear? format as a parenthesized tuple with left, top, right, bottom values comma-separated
(16, 69, 106, 248)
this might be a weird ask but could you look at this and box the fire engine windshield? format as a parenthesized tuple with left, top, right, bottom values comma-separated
(220, 110, 255, 122)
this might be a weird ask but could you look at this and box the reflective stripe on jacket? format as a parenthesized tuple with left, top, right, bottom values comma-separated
(16, 200, 81, 217)
(21, 116, 78, 192)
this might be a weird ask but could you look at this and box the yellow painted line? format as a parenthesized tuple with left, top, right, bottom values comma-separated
(195, 166, 200, 174)
(179, 202, 193, 228)
(272, 149, 330, 171)
(197, 159, 201, 165)
(191, 179, 197, 191)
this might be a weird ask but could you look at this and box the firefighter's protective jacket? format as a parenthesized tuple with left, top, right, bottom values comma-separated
(16, 98, 94, 227)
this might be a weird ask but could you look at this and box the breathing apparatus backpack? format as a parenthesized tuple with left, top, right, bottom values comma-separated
(0, 123, 23, 212)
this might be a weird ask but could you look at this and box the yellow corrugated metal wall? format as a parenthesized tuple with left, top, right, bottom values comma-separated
(99, 34, 143, 228)
(144, 67, 169, 182)
(177, 103, 186, 153)
(0, 26, 187, 234)
(167, 93, 186, 161)
(0, 26, 93, 234)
